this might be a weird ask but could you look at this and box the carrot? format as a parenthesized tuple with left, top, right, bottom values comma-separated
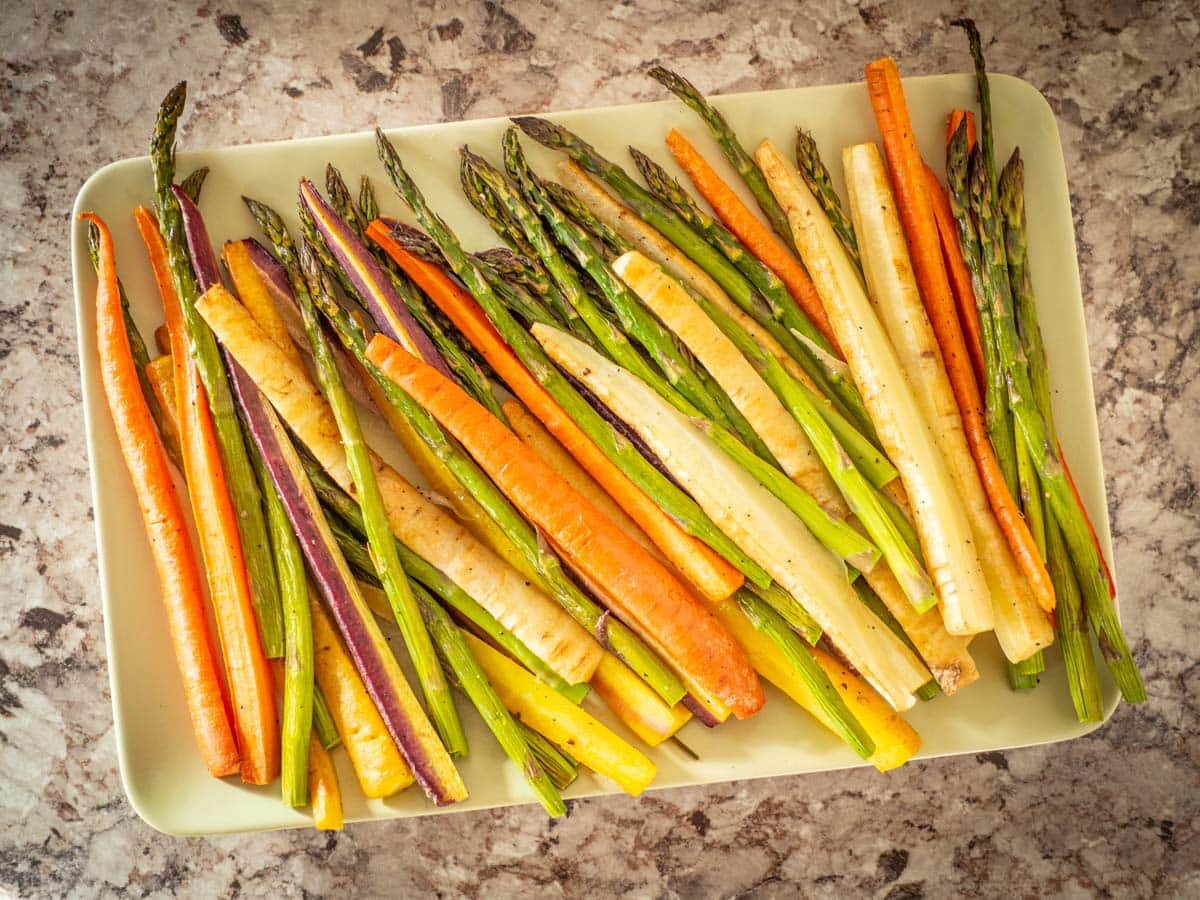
(665, 128, 839, 350)
(365, 333, 764, 719)
(924, 164, 987, 391)
(946, 109, 977, 151)
(133, 206, 279, 785)
(84, 212, 239, 779)
(366, 223, 745, 605)
(864, 57, 1056, 614)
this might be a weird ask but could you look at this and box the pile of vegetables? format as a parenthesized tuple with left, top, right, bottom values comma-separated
(82, 20, 1142, 829)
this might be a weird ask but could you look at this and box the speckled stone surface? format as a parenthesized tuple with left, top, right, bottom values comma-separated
(2, 0, 1197, 896)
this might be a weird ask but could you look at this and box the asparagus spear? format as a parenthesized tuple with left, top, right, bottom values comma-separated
(517, 722, 578, 790)
(629, 145, 870, 439)
(376, 126, 773, 589)
(319, 482, 589, 705)
(1000, 152, 1103, 720)
(970, 149, 1144, 702)
(297, 238, 466, 755)
(647, 66, 798, 255)
(325, 164, 369, 237)
(152, 87, 284, 658)
(479, 134, 774, 460)
(177, 165, 210, 205)
(85, 223, 183, 467)
(545, 167, 901, 493)
(542, 179, 630, 258)
(948, 127, 1020, 493)
(511, 115, 877, 445)
(734, 588, 874, 758)
(255, 452, 313, 805)
(459, 157, 595, 341)
(464, 145, 875, 576)
(351, 177, 509, 422)
(414, 582, 566, 816)
(950, 28, 1055, 691)
(312, 687, 341, 749)
(794, 129, 861, 274)
(248, 198, 683, 704)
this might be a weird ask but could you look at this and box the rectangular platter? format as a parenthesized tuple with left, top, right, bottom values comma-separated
(71, 71, 1119, 835)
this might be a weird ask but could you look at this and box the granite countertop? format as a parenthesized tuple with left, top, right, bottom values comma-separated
(2, 0, 1196, 895)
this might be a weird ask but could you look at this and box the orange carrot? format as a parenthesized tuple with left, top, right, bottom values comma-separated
(83, 212, 239, 779)
(865, 57, 1055, 614)
(924, 163, 987, 390)
(134, 207, 279, 784)
(366, 222, 745, 604)
(946, 109, 977, 151)
(665, 128, 839, 351)
(365, 333, 764, 719)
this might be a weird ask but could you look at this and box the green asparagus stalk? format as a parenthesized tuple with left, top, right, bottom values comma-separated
(741, 582, 822, 645)
(177, 165, 210, 205)
(312, 687, 341, 749)
(629, 145, 876, 444)
(247, 198, 682, 704)
(517, 722, 578, 790)
(476, 134, 774, 463)
(542, 179, 630, 258)
(1000, 151, 1103, 719)
(970, 148, 1144, 702)
(948, 126, 1020, 493)
(255, 452, 313, 805)
(794, 129, 861, 274)
(414, 582, 566, 816)
(647, 66, 798, 255)
(325, 164, 369, 237)
(852, 581, 941, 701)
(953, 19, 1000, 204)
(320, 491, 589, 705)
(678, 261, 936, 611)
(544, 167, 901, 492)
(151, 83, 283, 658)
(460, 151, 543, 260)
(512, 115, 877, 445)
(376, 126, 774, 589)
(460, 158, 594, 341)
(296, 239, 467, 755)
(734, 588, 874, 759)
(85, 223, 183, 466)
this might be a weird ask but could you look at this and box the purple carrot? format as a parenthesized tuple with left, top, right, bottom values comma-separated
(234, 379, 464, 805)
(297, 179, 454, 380)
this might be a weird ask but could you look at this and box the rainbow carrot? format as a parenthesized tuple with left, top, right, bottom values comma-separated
(133, 206, 279, 785)
(85, 211, 239, 779)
